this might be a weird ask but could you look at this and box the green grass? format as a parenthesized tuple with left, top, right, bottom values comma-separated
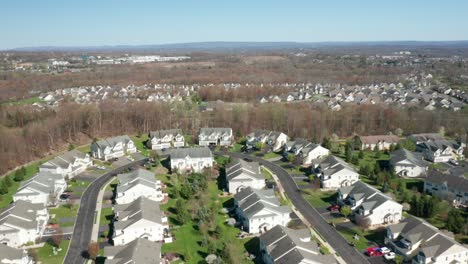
(0, 161, 42, 209)
(3, 96, 43, 106)
(131, 134, 150, 156)
(37, 240, 70, 264)
(263, 152, 281, 159)
(261, 167, 272, 180)
(161, 179, 253, 263)
(105, 178, 118, 191)
(49, 205, 79, 220)
(336, 226, 386, 251)
(76, 144, 91, 153)
(302, 189, 337, 208)
(230, 143, 244, 152)
(100, 207, 114, 226)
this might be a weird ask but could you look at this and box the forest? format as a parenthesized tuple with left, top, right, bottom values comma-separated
(1, 99, 467, 175)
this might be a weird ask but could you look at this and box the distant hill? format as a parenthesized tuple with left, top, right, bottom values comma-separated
(8, 41, 468, 52)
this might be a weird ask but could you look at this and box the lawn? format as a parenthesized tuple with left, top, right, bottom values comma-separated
(260, 167, 272, 180)
(36, 240, 70, 264)
(0, 161, 42, 209)
(131, 134, 150, 156)
(67, 179, 91, 191)
(230, 143, 244, 153)
(161, 177, 253, 263)
(100, 207, 114, 226)
(263, 152, 280, 160)
(302, 189, 337, 208)
(49, 204, 79, 220)
(76, 144, 91, 153)
(335, 225, 385, 251)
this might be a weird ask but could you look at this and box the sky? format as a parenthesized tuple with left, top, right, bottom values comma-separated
(1, 0, 468, 49)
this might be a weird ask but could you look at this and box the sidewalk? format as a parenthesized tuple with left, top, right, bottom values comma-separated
(90, 177, 114, 243)
(262, 165, 347, 264)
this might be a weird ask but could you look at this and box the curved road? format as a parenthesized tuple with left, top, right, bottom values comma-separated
(221, 151, 369, 264)
(63, 158, 148, 264)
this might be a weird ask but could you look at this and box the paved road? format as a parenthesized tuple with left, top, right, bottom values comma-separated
(63, 158, 148, 264)
(221, 151, 370, 264)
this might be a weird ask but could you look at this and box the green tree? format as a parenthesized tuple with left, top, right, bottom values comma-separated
(175, 199, 190, 225)
(345, 144, 353, 162)
(287, 153, 296, 163)
(352, 136, 362, 150)
(351, 155, 359, 165)
(68, 144, 75, 151)
(4, 175, 12, 187)
(395, 255, 404, 264)
(358, 150, 364, 159)
(340, 205, 352, 218)
(382, 181, 389, 193)
(321, 137, 331, 149)
(180, 183, 192, 200)
(14, 167, 26, 182)
(399, 139, 416, 151)
(447, 209, 465, 234)
(0, 181, 8, 195)
(254, 141, 265, 151)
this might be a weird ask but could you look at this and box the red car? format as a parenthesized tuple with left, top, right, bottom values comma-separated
(328, 204, 341, 212)
(366, 247, 383, 257)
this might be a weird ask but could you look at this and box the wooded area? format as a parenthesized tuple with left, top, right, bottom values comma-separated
(1, 100, 466, 175)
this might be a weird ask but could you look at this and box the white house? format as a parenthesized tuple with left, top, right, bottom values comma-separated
(316, 156, 359, 189)
(424, 170, 468, 207)
(300, 144, 330, 165)
(259, 225, 336, 264)
(234, 187, 291, 234)
(284, 139, 312, 156)
(417, 139, 465, 163)
(385, 216, 468, 263)
(0, 200, 49, 247)
(91, 135, 137, 161)
(13, 172, 66, 206)
(226, 159, 265, 193)
(360, 135, 400, 150)
(113, 197, 169, 246)
(115, 169, 164, 204)
(104, 238, 162, 264)
(198, 128, 233, 146)
(147, 129, 185, 150)
(246, 130, 289, 152)
(39, 149, 92, 178)
(170, 147, 213, 173)
(0, 244, 32, 264)
(338, 181, 403, 226)
(390, 149, 428, 178)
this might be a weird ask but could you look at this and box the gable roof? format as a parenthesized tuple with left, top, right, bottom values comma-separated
(226, 158, 262, 181)
(114, 197, 163, 230)
(234, 187, 291, 219)
(409, 133, 444, 143)
(418, 140, 461, 152)
(0, 244, 27, 262)
(360, 135, 400, 145)
(40, 149, 87, 170)
(170, 147, 212, 159)
(104, 238, 161, 264)
(16, 172, 64, 195)
(199, 127, 232, 137)
(0, 200, 45, 231)
(425, 170, 468, 193)
(149, 129, 183, 139)
(94, 135, 133, 149)
(390, 149, 428, 167)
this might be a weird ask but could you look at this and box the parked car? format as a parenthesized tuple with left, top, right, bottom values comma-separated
(449, 159, 459, 166)
(379, 247, 391, 254)
(384, 252, 396, 260)
(366, 247, 383, 257)
(328, 204, 341, 212)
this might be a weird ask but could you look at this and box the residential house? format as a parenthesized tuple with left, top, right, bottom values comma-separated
(170, 147, 213, 173)
(246, 130, 289, 152)
(104, 238, 161, 264)
(13, 172, 66, 206)
(300, 144, 330, 165)
(39, 149, 92, 178)
(408, 133, 444, 144)
(91, 135, 137, 161)
(0, 244, 32, 264)
(360, 135, 400, 150)
(147, 129, 185, 150)
(316, 156, 359, 189)
(198, 128, 233, 146)
(0, 200, 49, 247)
(113, 197, 169, 246)
(385, 216, 468, 263)
(390, 149, 428, 177)
(417, 140, 465, 163)
(259, 225, 336, 264)
(234, 187, 291, 234)
(338, 181, 403, 226)
(115, 169, 164, 204)
(424, 170, 468, 207)
(284, 139, 312, 156)
(226, 158, 265, 193)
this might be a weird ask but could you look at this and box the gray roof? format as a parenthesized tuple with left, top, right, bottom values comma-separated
(0, 244, 27, 262)
(234, 187, 291, 219)
(0, 200, 45, 231)
(117, 169, 156, 193)
(319, 155, 356, 173)
(425, 170, 468, 193)
(149, 129, 183, 139)
(17, 172, 63, 194)
(95, 135, 133, 149)
(114, 197, 163, 230)
(199, 127, 232, 137)
(418, 139, 461, 153)
(170, 147, 212, 159)
(339, 181, 398, 213)
(259, 225, 335, 264)
(41, 149, 87, 170)
(226, 158, 262, 181)
(390, 149, 427, 168)
(104, 238, 161, 264)
(409, 133, 444, 143)
(387, 216, 438, 244)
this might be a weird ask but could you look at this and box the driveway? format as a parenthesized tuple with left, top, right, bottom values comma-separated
(220, 151, 370, 264)
(63, 157, 148, 264)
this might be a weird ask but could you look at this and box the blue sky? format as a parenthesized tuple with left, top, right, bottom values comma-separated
(1, 0, 467, 49)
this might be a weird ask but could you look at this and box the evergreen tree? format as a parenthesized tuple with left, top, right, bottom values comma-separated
(175, 199, 190, 225)
(14, 167, 25, 182)
(358, 150, 364, 159)
(382, 181, 389, 193)
(321, 137, 331, 149)
(447, 209, 465, 234)
(0, 181, 8, 195)
(4, 175, 12, 187)
(345, 145, 352, 162)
